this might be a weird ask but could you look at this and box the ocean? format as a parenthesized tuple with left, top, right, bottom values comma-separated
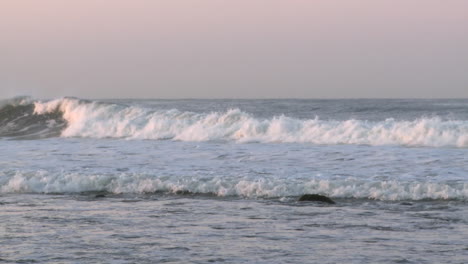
(1, 97, 467, 263)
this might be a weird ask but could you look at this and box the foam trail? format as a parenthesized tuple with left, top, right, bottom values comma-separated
(28, 98, 468, 147)
(1, 170, 467, 201)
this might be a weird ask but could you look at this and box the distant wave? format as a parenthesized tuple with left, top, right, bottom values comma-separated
(1, 97, 468, 147)
(1, 170, 467, 201)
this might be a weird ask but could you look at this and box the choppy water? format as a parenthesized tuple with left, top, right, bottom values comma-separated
(1, 98, 467, 263)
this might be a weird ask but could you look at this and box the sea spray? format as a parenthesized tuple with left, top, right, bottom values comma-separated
(27, 98, 468, 147)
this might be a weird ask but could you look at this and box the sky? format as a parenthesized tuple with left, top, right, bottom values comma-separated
(1, 0, 468, 99)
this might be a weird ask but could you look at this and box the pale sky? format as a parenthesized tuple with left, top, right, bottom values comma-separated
(1, 0, 467, 99)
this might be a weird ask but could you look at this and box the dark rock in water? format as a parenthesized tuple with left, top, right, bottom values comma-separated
(175, 190, 193, 195)
(298, 194, 335, 204)
(400, 202, 413, 206)
(95, 194, 106, 198)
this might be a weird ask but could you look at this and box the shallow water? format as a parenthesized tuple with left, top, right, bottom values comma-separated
(2, 139, 466, 200)
(1, 194, 467, 264)
(1, 98, 467, 263)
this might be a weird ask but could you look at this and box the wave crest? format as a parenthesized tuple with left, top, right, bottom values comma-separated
(0, 97, 66, 139)
(28, 98, 468, 147)
(1, 170, 467, 201)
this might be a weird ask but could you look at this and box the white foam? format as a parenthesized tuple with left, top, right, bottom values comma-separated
(33, 98, 468, 147)
(1, 170, 467, 201)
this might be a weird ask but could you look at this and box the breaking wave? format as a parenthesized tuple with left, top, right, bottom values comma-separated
(1, 170, 467, 201)
(1, 97, 468, 147)
(0, 97, 66, 139)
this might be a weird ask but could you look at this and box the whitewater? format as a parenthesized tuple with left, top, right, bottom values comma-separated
(2, 97, 468, 147)
(1, 97, 467, 263)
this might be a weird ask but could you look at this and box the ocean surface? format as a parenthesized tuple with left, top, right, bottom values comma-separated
(1, 97, 467, 263)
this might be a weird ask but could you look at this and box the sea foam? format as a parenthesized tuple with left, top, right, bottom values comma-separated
(31, 98, 468, 147)
(1, 170, 467, 201)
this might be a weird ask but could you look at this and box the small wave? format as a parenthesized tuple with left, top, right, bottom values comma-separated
(1, 170, 467, 201)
